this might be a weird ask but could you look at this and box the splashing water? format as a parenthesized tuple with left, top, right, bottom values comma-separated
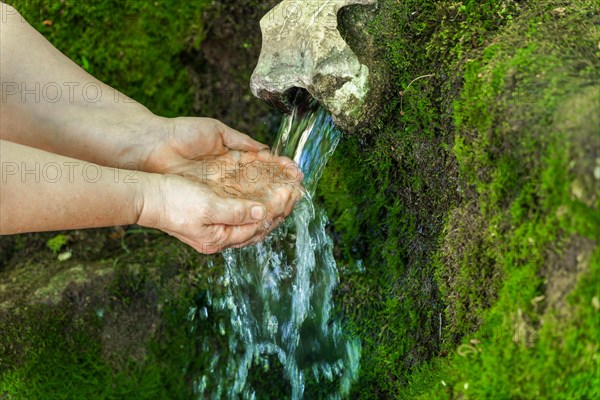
(195, 100, 360, 399)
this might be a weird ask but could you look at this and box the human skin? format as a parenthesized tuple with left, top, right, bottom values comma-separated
(0, 3, 302, 252)
(0, 140, 275, 253)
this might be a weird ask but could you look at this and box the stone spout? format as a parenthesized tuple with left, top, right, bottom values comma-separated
(250, 0, 377, 131)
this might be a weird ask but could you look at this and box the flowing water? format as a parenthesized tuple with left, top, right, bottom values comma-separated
(193, 100, 360, 399)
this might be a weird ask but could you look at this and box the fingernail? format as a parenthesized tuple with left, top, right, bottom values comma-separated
(251, 205, 266, 220)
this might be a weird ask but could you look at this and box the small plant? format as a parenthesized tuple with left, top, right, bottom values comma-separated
(47, 234, 73, 261)
(46, 234, 68, 255)
(46, 234, 72, 261)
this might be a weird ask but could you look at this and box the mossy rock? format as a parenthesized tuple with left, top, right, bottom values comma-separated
(0, 228, 232, 398)
(318, 0, 598, 398)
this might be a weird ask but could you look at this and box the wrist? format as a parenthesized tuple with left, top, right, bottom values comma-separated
(123, 114, 173, 173)
(135, 171, 166, 230)
(136, 117, 186, 174)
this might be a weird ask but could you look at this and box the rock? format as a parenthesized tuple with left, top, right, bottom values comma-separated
(251, 0, 378, 131)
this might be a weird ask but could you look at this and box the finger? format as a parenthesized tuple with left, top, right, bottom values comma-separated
(278, 158, 304, 184)
(168, 221, 261, 254)
(285, 187, 302, 216)
(224, 223, 265, 247)
(210, 197, 267, 226)
(278, 156, 295, 166)
(264, 186, 292, 221)
(218, 121, 269, 152)
(232, 231, 266, 249)
(232, 238, 260, 249)
(284, 186, 301, 217)
(293, 184, 305, 203)
(232, 217, 285, 249)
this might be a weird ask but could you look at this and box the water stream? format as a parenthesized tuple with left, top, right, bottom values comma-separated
(193, 100, 360, 399)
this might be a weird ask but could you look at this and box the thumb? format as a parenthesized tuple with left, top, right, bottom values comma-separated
(212, 198, 267, 226)
(220, 124, 269, 152)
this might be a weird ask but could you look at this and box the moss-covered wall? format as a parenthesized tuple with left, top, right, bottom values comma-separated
(1, 0, 598, 399)
(327, 0, 598, 398)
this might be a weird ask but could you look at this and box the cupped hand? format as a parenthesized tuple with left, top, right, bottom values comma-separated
(144, 117, 270, 174)
(137, 173, 281, 254)
(144, 116, 304, 225)
(138, 117, 305, 251)
(178, 149, 304, 219)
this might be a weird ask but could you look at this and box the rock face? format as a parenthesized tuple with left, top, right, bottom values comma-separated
(250, 0, 377, 131)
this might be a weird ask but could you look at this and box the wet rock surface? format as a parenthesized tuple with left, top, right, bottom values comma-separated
(251, 0, 378, 131)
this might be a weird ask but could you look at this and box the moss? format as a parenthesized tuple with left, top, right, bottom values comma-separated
(421, 2, 599, 396)
(11, 0, 209, 117)
(318, 0, 598, 398)
(0, 228, 244, 399)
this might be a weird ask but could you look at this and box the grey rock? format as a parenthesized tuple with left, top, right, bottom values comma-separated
(251, 0, 377, 131)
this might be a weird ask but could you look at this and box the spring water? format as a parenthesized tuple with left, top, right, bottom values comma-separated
(194, 100, 361, 399)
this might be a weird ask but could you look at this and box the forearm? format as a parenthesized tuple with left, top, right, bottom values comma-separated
(0, 4, 166, 170)
(0, 139, 149, 234)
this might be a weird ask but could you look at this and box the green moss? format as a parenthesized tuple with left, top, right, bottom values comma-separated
(46, 234, 69, 255)
(420, 2, 599, 395)
(12, 0, 209, 117)
(0, 230, 236, 399)
(319, 0, 599, 398)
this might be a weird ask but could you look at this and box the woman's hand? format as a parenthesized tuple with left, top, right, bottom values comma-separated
(0, 4, 302, 252)
(137, 173, 288, 254)
(143, 117, 270, 174)
(141, 117, 305, 231)
(173, 148, 303, 211)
